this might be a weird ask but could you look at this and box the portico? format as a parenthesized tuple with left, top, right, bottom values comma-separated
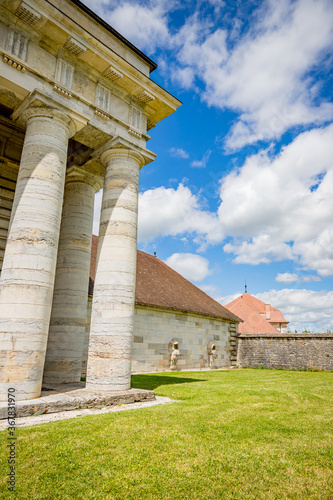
(0, 0, 180, 402)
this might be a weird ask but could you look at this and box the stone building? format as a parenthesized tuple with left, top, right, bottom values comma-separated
(0, 0, 181, 402)
(225, 291, 289, 334)
(83, 236, 241, 374)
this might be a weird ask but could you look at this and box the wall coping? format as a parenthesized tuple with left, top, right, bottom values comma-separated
(134, 303, 236, 324)
(238, 333, 333, 339)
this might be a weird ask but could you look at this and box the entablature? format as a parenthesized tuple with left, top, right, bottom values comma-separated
(0, 0, 181, 131)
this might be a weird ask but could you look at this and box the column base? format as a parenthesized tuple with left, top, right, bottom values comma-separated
(0, 384, 155, 419)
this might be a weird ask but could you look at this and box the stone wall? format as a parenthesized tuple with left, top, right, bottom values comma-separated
(237, 333, 333, 371)
(132, 305, 233, 372)
(81, 302, 238, 375)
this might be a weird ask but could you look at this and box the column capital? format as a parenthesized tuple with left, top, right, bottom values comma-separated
(100, 148, 145, 169)
(11, 90, 83, 138)
(19, 106, 76, 138)
(66, 166, 103, 192)
(94, 136, 156, 168)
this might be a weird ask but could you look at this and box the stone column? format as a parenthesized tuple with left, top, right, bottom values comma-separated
(43, 168, 101, 385)
(0, 107, 74, 401)
(81, 295, 93, 379)
(86, 148, 144, 392)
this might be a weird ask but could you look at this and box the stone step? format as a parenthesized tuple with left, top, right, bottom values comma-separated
(0, 385, 156, 419)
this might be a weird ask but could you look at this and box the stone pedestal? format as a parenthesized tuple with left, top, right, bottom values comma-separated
(43, 168, 101, 385)
(0, 107, 74, 401)
(86, 148, 144, 392)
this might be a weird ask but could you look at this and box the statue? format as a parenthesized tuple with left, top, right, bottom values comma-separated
(207, 342, 217, 369)
(169, 340, 180, 370)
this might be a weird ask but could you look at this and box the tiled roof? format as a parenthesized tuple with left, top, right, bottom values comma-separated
(225, 292, 288, 334)
(267, 309, 288, 323)
(89, 235, 241, 322)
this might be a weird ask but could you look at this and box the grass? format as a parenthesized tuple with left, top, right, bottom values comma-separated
(1, 369, 332, 499)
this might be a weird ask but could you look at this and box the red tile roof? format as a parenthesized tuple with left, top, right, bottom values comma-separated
(225, 293, 288, 334)
(89, 235, 241, 322)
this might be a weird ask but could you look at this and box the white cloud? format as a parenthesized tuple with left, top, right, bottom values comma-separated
(173, 0, 333, 149)
(275, 273, 321, 283)
(81, 0, 333, 148)
(219, 124, 333, 276)
(171, 18, 228, 89)
(216, 291, 241, 307)
(165, 252, 211, 282)
(169, 147, 190, 159)
(175, 20, 228, 70)
(95, 124, 333, 277)
(81, 0, 174, 53)
(199, 284, 218, 295)
(191, 149, 212, 168)
(170, 65, 195, 89)
(137, 184, 223, 249)
(110, 1, 171, 52)
(256, 288, 333, 332)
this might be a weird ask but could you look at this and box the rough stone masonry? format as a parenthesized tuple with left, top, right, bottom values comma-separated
(237, 333, 333, 370)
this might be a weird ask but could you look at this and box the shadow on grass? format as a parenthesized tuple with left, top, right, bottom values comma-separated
(131, 374, 207, 391)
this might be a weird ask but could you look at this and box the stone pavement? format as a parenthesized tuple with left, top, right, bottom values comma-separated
(0, 383, 156, 420)
(0, 396, 176, 430)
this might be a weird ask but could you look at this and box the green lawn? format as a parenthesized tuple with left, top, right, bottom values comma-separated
(1, 369, 332, 499)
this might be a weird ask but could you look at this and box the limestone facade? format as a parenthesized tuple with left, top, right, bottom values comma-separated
(82, 304, 238, 375)
(132, 306, 233, 373)
(83, 244, 241, 375)
(0, 0, 180, 401)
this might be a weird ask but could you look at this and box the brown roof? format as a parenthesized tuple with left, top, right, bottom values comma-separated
(89, 235, 240, 322)
(225, 292, 288, 334)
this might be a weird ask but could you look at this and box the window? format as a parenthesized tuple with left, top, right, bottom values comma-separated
(5, 28, 28, 61)
(96, 84, 110, 112)
(55, 59, 74, 89)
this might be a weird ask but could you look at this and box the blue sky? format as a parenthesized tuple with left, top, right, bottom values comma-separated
(84, 0, 333, 333)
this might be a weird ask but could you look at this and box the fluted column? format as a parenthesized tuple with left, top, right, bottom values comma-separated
(43, 168, 102, 385)
(0, 107, 74, 401)
(86, 147, 144, 392)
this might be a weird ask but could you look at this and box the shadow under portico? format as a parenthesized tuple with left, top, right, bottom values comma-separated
(131, 373, 207, 391)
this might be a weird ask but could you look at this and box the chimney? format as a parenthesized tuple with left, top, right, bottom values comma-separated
(265, 304, 271, 320)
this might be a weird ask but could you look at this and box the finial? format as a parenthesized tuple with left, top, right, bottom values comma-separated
(245, 280, 247, 293)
